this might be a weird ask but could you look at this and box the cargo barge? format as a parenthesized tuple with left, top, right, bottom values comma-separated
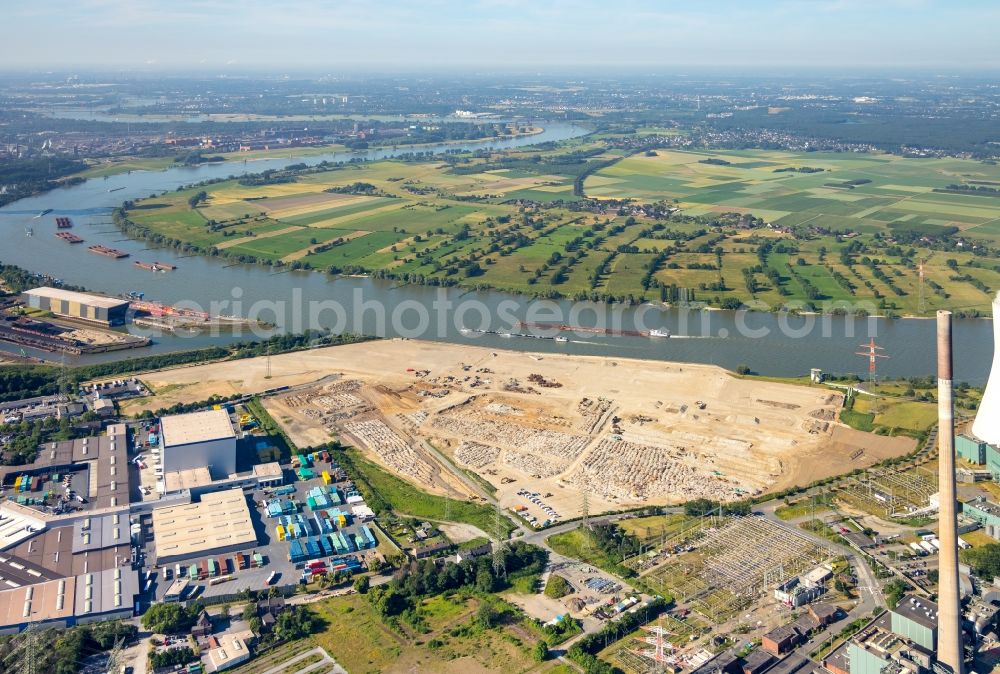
(515, 321, 647, 337)
(134, 261, 176, 271)
(88, 245, 129, 259)
(55, 232, 84, 243)
(55, 217, 73, 229)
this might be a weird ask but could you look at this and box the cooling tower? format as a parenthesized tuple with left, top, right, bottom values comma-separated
(936, 310, 963, 674)
(972, 292, 1000, 445)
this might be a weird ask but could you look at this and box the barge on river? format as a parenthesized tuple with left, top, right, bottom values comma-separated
(88, 245, 129, 258)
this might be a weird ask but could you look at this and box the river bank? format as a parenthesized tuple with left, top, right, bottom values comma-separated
(76, 125, 546, 181)
(0, 121, 994, 382)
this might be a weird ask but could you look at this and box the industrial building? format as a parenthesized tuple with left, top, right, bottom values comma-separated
(0, 503, 48, 551)
(890, 595, 938, 651)
(161, 409, 238, 478)
(21, 287, 130, 326)
(822, 600, 938, 674)
(162, 462, 283, 498)
(72, 512, 130, 553)
(963, 498, 1000, 539)
(0, 567, 138, 634)
(956, 433, 1000, 481)
(205, 628, 255, 671)
(0, 424, 129, 511)
(151, 488, 258, 564)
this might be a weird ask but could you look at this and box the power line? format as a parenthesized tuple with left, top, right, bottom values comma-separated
(6, 622, 39, 674)
(106, 637, 126, 674)
(917, 257, 926, 314)
(492, 501, 506, 578)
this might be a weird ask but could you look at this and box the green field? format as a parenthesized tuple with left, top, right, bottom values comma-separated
(310, 592, 555, 674)
(546, 527, 633, 579)
(339, 446, 516, 537)
(586, 149, 1000, 237)
(121, 144, 1000, 315)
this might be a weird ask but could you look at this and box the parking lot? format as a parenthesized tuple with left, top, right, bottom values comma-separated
(142, 451, 384, 604)
(514, 488, 563, 528)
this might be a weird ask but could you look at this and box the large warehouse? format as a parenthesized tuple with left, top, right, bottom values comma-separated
(161, 408, 237, 478)
(21, 287, 130, 326)
(151, 488, 258, 565)
(0, 567, 139, 634)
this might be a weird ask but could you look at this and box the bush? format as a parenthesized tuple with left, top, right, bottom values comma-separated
(149, 646, 196, 669)
(534, 639, 549, 662)
(543, 574, 571, 599)
(141, 602, 201, 634)
(961, 543, 1000, 580)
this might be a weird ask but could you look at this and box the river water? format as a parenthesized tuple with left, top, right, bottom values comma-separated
(0, 122, 994, 383)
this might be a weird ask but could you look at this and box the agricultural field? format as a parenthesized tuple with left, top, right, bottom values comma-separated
(123, 144, 1000, 314)
(585, 149, 1000, 239)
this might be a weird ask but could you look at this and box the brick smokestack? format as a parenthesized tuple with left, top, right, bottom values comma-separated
(936, 310, 963, 674)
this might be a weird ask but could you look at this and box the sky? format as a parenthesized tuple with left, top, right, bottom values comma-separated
(2, 0, 997, 72)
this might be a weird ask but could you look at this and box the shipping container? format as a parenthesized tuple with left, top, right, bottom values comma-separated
(362, 525, 377, 549)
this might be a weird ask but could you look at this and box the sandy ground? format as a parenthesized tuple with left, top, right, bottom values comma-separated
(121, 339, 913, 516)
(436, 523, 489, 544)
(63, 327, 135, 345)
(771, 425, 916, 491)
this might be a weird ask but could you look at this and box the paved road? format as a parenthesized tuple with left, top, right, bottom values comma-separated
(122, 631, 153, 674)
(755, 499, 885, 615)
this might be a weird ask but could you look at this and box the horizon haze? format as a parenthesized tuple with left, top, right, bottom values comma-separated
(3, 0, 1000, 72)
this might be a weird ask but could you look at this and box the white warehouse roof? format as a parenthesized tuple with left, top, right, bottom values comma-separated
(160, 409, 236, 448)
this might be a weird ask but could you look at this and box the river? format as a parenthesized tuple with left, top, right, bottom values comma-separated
(0, 122, 994, 383)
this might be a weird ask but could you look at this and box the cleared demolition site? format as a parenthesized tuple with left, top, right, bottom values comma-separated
(123, 340, 912, 520)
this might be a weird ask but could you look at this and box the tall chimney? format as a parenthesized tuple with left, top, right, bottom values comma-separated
(936, 310, 963, 674)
